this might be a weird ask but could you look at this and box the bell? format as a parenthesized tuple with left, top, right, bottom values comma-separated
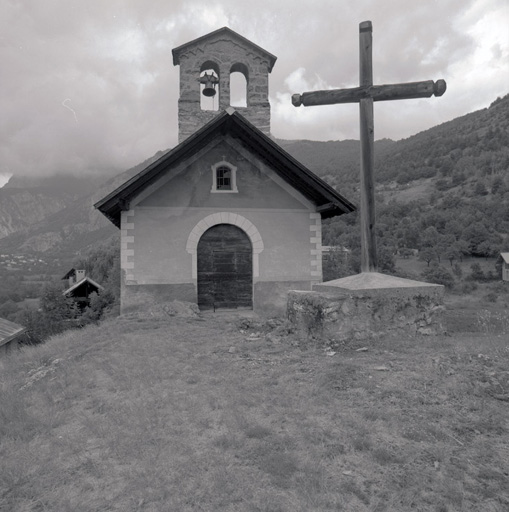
(200, 73, 218, 98)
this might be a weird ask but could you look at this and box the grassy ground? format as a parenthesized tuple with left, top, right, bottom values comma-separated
(1, 308, 508, 511)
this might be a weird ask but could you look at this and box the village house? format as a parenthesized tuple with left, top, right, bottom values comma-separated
(62, 268, 104, 310)
(0, 317, 27, 355)
(95, 27, 355, 315)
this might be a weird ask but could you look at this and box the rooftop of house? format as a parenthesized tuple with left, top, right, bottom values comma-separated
(63, 276, 104, 297)
(0, 317, 27, 348)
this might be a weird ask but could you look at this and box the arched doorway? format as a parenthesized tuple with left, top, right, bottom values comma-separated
(197, 224, 253, 310)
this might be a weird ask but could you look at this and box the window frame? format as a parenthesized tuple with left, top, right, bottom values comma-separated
(211, 161, 238, 193)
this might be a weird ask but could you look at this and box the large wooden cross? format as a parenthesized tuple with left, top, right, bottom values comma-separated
(292, 21, 446, 273)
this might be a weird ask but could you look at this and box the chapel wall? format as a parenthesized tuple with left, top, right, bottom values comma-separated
(119, 206, 322, 316)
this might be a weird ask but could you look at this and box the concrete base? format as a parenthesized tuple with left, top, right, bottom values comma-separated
(287, 272, 445, 342)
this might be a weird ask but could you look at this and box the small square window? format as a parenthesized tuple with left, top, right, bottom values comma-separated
(211, 161, 238, 193)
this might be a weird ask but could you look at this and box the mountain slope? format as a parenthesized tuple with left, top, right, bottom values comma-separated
(0, 175, 104, 240)
(0, 95, 507, 258)
(0, 152, 166, 257)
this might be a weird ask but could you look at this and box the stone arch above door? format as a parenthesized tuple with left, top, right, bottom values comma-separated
(186, 212, 264, 279)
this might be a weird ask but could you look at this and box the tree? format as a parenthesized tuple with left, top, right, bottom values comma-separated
(477, 240, 498, 260)
(418, 247, 437, 267)
(462, 222, 492, 255)
(81, 290, 117, 324)
(378, 244, 396, 274)
(72, 236, 120, 301)
(18, 282, 80, 341)
(420, 226, 440, 249)
(40, 282, 78, 321)
(0, 300, 19, 321)
(444, 244, 461, 267)
(72, 237, 121, 320)
(469, 262, 485, 281)
(444, 219, 464, 241)
(456, 240, 470, 261)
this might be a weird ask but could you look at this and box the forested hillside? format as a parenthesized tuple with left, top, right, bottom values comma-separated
(280, 95, 509, 271)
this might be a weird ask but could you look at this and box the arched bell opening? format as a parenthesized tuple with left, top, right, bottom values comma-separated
(200, 61, 220, 111)
(230, 63, 249, 108)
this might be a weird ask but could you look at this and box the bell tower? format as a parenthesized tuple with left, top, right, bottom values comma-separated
(172, 27, 277, 143)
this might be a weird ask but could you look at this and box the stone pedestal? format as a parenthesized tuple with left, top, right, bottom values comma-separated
(287, 272, 445, 342)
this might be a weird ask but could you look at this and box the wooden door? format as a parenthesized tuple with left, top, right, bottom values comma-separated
(197, 224, 252, 310)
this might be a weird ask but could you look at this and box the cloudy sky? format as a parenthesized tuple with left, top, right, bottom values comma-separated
(1, 0, 508, 184)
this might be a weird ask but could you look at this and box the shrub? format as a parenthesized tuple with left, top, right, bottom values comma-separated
(469, 262, 485, 281)
(461, 281, 478, 294)
(421, 265, 455, 289)
(81, 290, 117, 324)
(483, 292, 498, 303)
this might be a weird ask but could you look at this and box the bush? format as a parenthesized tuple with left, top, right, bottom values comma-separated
(461, 281, 478, 294)
(81, 290, 117, 324)
(483, 292, 498, 303)
(421, 265, 455, 289)
(469, 262, 485, 281)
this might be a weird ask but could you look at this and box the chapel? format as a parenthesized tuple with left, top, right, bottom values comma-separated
(95, 27, 355, 314)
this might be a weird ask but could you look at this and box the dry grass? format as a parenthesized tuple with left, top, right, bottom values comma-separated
(1, 311, 508, 511)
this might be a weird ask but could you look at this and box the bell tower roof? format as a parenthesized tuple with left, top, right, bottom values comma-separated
(172, 27, 277, 72)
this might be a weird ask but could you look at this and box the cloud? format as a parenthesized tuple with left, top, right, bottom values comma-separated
(0, 0, 507, 178)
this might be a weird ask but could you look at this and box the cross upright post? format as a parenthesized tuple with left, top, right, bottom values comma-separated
(292, 21, 446, 273)
(359, 21, 376, 272)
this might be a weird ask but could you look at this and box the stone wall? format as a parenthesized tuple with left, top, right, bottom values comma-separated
(176, 35, 272, 142)
(287, 288, 445, 343)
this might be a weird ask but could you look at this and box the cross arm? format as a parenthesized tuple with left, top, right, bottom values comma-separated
(292, 79, 446, 107)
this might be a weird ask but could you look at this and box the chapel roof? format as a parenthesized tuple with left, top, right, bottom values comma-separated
(94, 109, 356, 227)
(501, 252, 509, 264)
(172, 27, 277, 72)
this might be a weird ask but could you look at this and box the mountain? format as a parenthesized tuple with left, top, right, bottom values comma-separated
(0, 174, 104, 240)
(0, 94, 507, 261)
(0, 152, 166, 260)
